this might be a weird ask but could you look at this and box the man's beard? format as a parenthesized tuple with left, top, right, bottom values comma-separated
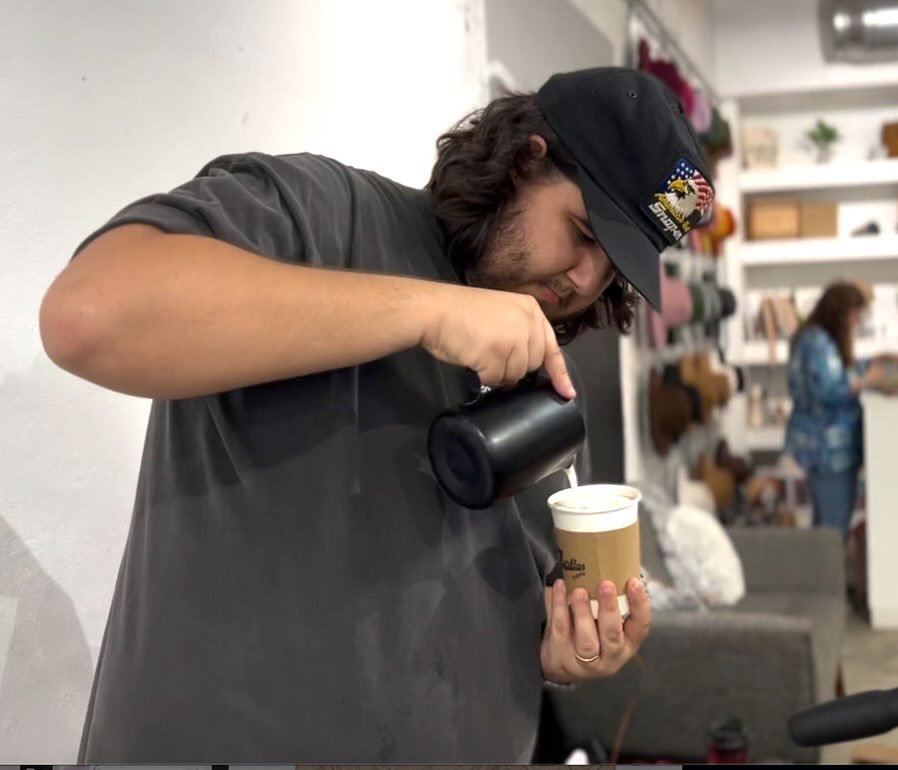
(465, 199, 530, 291)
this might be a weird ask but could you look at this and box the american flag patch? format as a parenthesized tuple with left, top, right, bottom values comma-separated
(646, 157, 715, 244)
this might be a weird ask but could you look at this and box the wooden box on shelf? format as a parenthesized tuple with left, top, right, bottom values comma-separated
(883, 121, 898, 158)
(799, 201, 838, 238)
(748, 198, 800, 240)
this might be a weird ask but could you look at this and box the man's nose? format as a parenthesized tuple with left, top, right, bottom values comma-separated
(566, 249, 604, 296)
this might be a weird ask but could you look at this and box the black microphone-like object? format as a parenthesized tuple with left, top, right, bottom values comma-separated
(789, 688, 898, 746)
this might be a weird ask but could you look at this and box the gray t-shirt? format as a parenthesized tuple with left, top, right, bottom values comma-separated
(74, 152, 589, 763)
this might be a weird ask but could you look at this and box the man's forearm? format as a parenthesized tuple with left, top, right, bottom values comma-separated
(40, 224, 442, 399)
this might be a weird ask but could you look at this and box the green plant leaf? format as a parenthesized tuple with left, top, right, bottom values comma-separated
(806, 119, 841, 146)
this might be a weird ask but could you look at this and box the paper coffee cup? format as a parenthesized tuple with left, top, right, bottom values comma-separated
(547, 484, 642, 619)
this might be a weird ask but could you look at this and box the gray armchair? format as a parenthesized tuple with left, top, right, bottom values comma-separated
(547, 514, 847, 763)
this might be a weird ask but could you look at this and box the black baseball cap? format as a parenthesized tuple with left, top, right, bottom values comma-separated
(536, 67, 714, 310)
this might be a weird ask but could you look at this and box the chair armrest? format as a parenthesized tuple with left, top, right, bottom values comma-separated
(728, 526, 845, 596)
(548, 610, 820, 763)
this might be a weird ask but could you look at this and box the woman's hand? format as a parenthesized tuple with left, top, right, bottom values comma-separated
(863, 361, 888, 390)
(540, 578, 650, 684)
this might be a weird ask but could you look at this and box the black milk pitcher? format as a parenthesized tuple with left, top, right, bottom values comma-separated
(427, 373, 586, 510)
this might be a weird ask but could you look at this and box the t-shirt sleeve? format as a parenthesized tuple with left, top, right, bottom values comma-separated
(72, 152, 355, 269)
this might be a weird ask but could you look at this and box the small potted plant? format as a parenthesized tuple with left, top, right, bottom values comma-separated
(806, 119, 841, 163)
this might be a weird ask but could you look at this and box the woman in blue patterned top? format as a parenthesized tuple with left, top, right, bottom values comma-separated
(785, 282, 893, 538)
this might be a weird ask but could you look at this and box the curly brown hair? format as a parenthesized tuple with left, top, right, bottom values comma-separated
(795, 281, 868, 366)
(426, 92, 637, 345)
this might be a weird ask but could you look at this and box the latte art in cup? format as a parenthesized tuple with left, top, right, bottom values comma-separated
(552, 492, 633, 512)
(547, 484, 642, 618)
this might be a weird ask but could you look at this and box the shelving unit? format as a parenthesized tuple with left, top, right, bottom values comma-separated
(621, 244, 726, 487)
(715, 79, 898, 457)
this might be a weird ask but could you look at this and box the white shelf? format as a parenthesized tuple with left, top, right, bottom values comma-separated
(740, 237, 898, 266)
(740, 158, 898, 194)
(851, 337, 895, 360)
(735, 337, 898, 366)
(745, 424, 785, 452)
(735, 340, 787, 366)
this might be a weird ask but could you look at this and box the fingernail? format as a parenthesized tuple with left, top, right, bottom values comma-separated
(601, 583, 616, 598)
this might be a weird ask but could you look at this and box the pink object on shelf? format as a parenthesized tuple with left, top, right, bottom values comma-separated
(648, 264, 694, 347)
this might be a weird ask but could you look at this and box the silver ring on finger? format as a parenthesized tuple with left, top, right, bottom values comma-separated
(574, 650, 599, 664)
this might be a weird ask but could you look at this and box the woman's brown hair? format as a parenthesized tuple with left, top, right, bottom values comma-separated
(426, 92, 637, 345)
(794, 281, 868, 366)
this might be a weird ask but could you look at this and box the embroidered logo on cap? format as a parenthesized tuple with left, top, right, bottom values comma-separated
(646, 158, 714, 244)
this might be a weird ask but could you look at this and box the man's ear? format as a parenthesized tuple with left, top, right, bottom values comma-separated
(512, 134, 550, 186)
(528, 134, 549, 159)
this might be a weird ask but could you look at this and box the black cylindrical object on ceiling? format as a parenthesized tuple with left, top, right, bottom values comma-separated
(820, 0, 898, 63)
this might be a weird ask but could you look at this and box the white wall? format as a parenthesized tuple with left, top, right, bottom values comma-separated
(570, 0, 715, 82)
(713, 0, 898, 96)
(484, 0, 614, 91)
(0, 0, 485, 759)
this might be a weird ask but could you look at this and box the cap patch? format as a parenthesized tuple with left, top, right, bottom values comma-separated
(646, 157, 714, 244)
